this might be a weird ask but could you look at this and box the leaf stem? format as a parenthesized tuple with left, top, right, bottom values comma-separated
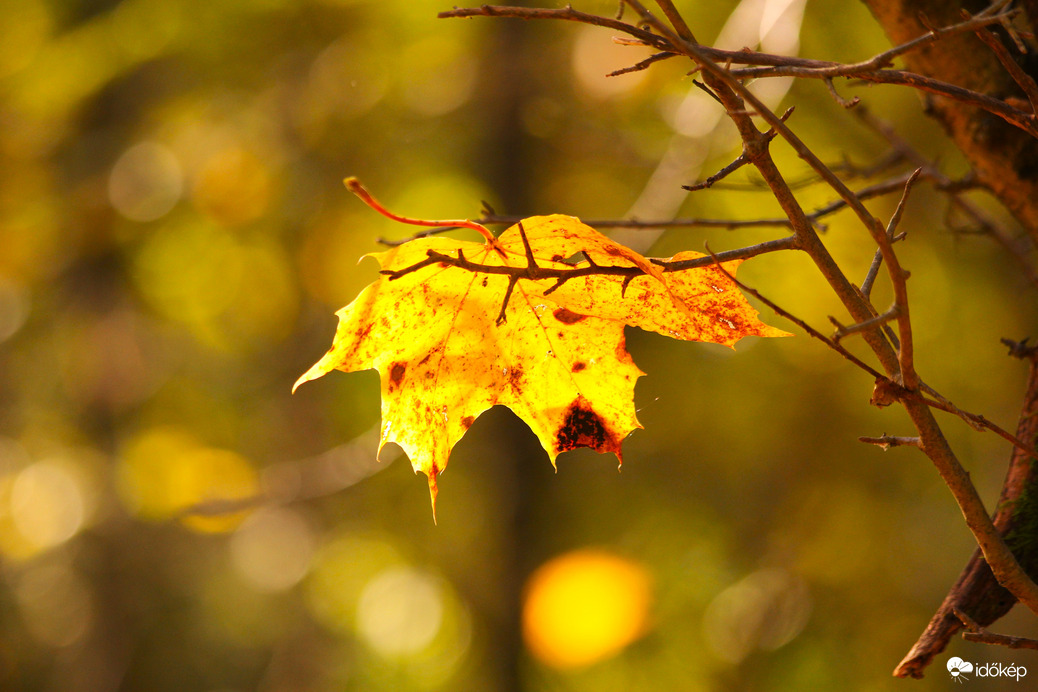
(344, 177, 497, 244)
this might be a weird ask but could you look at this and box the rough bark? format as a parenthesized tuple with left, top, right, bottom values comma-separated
(862, 0, 1038, 243)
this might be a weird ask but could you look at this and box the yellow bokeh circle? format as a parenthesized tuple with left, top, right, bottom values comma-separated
(522, 549, 652, 669)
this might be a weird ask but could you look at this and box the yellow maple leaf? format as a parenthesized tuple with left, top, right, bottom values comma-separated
(295, 182, 788, 518)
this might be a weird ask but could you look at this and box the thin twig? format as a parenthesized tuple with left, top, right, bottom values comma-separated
(496, 276, 520, 325)
(886, 168, 921, 238)
(685, 110, 790, 191)
(608, 50, 677, 76)
(915, 392, 1038, 461)
(657, 236, 799, 271)
(517, 221, 537, 269)
(830, 305, 900, 343)
(808, 171, 925, 226)
(861, 169, 920, 296)
(701, 149, 911, 193)
(345, 177, 496, 244)
(668, 17, 919, 386)
(683, 152, 755, 192)
(859, 232, 905, 297)
(997, 10, 1029, 53)
(859, 435, 922, 450)
(953, 607, 1038, 651)
(773, 5, 1015, 77)
(825, 77, 860, 108)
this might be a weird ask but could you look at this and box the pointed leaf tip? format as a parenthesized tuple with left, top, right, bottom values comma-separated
(427, 469, 439, 524)
(292, 358, 332, 394)
(291, 371, 312, 394)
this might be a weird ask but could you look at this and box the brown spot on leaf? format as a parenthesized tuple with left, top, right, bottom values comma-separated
(481, 277, 488, 287)
(553, 307, 586, 324)
(509, 367, 524, 389)
(551, 254, 565, 262)
(555, 396, 609, 453)
(572, 361, 586, 372)
(461, 415, 475, 430)
(389, 362, 406, 391)
(355, 322, 373, 342)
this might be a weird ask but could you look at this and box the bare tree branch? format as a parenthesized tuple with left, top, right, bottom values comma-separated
(614, 0, 1038, 619)
(441, 1, 1038, 677)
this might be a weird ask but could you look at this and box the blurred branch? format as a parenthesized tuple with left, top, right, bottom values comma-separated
(853, 107, 1038, 289)
(380, 163, 961, 248)
(179, 427, 398, 519)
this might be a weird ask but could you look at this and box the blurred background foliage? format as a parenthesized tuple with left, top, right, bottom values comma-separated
(1, 0, 1036, 690)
